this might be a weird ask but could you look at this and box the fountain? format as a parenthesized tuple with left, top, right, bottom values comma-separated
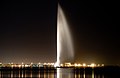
(56, 4, 74, 66)
(55, 4, 74, 78)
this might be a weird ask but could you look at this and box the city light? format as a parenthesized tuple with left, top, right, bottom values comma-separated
(60, 64, 63, 67)
(83, 63, 86, 67)
(102, 64, 104, 66)
(0, 62, 105, 68)
(90, 63, 95, 67)
(74, 63, 78, 67)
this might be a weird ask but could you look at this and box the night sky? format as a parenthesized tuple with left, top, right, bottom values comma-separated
(0, 0, 119, 65)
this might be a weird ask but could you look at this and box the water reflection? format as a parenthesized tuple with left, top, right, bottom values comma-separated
(0, 67, 110, 78)
(57, 68, 74, 78)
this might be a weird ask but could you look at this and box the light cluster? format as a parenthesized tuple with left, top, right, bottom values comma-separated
(0, 62, 104, 68)
(58, 63, 104, 67)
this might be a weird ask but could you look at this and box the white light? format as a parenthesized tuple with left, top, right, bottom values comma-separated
(60, 64, 63, 66)
(78, 64, 82, 67)
(74, 63, 78, 67)
(54, 62, 59, 67)
(51, 63, 54, 65)
(44, 63, 47, 65)
(90, 63, 95, 67)
(97, 64, 100, 66)
(18, 65, 21, 67)
(83, 63, 86, 67)
(101, 64, 104, 66)
(25, 64, 29, 67)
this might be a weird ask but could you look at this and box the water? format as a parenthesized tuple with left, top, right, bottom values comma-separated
(56, 4, 74, 66)
(57, 68, 74, 78)
(0, 67, 119, 78)
(0, 68, 100, 78)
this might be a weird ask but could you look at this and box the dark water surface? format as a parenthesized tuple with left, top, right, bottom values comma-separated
(0, 67, 119, 78)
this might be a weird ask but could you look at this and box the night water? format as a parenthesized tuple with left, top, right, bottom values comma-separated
(0, 67, 119, 78)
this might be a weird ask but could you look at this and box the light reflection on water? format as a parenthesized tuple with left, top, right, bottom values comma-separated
(0, 68, 106, 78)
(57, 68, 74, 78)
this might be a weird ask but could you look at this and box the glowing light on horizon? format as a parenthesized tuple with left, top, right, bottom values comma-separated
(83, 63, 86, 67)
(90, 63, 95, 67)
(102, 64, 104, 66)
(0, 62, 105, 68)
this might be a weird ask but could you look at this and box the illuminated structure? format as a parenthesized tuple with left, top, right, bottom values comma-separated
(56, 4, 74, 67)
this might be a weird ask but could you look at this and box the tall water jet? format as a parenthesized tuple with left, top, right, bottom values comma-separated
(56, 4, 74, 66)
(55, 4, 74, 78)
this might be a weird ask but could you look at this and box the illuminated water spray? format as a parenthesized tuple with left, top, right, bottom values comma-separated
(55, 4, 74, 66)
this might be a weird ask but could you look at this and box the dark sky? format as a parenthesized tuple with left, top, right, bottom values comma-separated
(0, 0, 119, 65)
